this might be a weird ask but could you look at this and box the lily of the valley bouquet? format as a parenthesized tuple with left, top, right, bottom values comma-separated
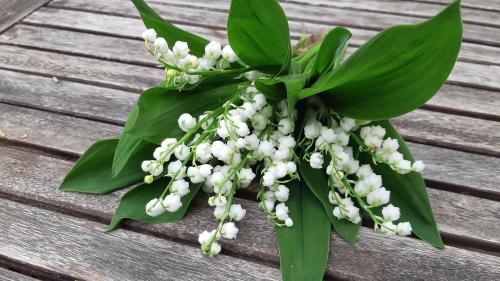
(61, 0, 462, 279)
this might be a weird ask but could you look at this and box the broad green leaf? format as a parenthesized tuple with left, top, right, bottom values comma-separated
(299, 1, 462, 120)
(360, 120, 443, 248)
(60, 139, 147, 194)
(107, 178, 202, 231)
(276, 181, 331, 281)
(280, 74, 308, 117)
(290, 42, 320, 75)
(298, 161, 360, 245)
(125, 83, 242, 144)
(227, 0, 291, 70)
(112, 134, 156, 177)
(112, 88, 164, 177)
(311, 27, 351, 76)
(132, 0, 208, 56)
(254, 78, 287, 101)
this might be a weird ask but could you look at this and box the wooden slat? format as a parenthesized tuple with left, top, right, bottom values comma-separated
(0, 198, 280, 281)
(0, 268, 39, 281)
(0, 82, 499, 195)
(393, 110, 500, 157)
(17, 6, 500, 94)
(36, 2, 500, 68)
(0, 0, 49, 32)
(0, 41, 498, 156)
(0, 44, 163, 92)
(0, 103, 120, 156)
(0, 69, 134, 124)
(409, 0, 500, 12)
(1, 26, 499, 120)
(48, 0, 500, 46)
(286, 0, 500, 27)
(1, 146, 500, 280)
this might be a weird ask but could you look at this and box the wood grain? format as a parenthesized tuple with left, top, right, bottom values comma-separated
(0, 268, 39, 281)
(1, 146, 500, 280)
(31, 3, 500, 68)
(46, 0, 500, 47)
(0, 198, 281, 281)
(0, 68, 135, 124)
(1, 102, 499, 194)
(1, 25, 499, 120)
(408, 0, 500, 12)
(393, 110, 500, 157)
(0, 44, 164, 92)
(285, 0, 500, 27)
(16, 6, 500, 94)
(0, 0, 49, 32)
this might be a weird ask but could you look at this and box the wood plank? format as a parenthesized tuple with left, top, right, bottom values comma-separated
(17, 6, 500, 93)
(38, 2, 500, 68)
(0, 69, 134, 124)
(0, 44, 164, 92)
(0, 198, 280, 281)
(0, 103, 120, 156)
(0, 0, 49, 32)
(1, 146, 500, 280)
(0, 42, 498, 149)
(409, 0, 500, 12)
(393, 110, 500, 157)
(1, 26, 499, 120)
(285, 0, 500, 27)
(0, 268, 39, 281)
(0, 92, 499, 195)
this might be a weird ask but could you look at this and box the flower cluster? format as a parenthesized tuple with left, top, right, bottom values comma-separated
(142, 28, 239, 87)
(300, 103, 421, 236)
(141, 82, 299, 256)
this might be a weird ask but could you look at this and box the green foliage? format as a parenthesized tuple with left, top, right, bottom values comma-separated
(311, 27, 351, 76)
(131, 0, 208, 56)
(275, 181, 331, 281)
(125, 83, 242, 144)
(227, 0, 291, 71)
(300, 1, 462, 120)
(107, 178, 202, 231)
(60, 139, 147, 194)
(359, 120, 444, 248)
(299, 161, 360, 245)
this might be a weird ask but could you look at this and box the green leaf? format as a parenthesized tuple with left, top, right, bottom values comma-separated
(361, 120, 443, 248)
(311, 27, 351, 76)
(298, 161, 360, 245)
(299, 1, 462, 120)
(107, 178, 202, 231)
(125, 83, 242, 144)
(132, 0, 208, 56)
(290, 43, 321, 75)
(112, 87, 163, 177)
(275, 181, 331, 281)
(227, 0, 291, 70)
(60, 139, 147, 194)
(112, 134, 156, 177)
(254, 78, 287, 101)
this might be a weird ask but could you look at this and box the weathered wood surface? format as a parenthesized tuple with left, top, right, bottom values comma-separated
(1, 198, 281, 281)
(409, 0, 500, 12)
(1, 0, 500, 279)
(2, 146, 500, 280)
(1, 101, 499, 197)
(25, 4, 500, 68)
(0, 268, 39, 281)
(46, 0, 500, 47)
(0, 44, 499, 156)
(0, 0, 49, 32)
(2, 25, 500, 120)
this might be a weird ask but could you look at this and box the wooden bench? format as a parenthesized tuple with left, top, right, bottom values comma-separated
(0, 0, 499, 280)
